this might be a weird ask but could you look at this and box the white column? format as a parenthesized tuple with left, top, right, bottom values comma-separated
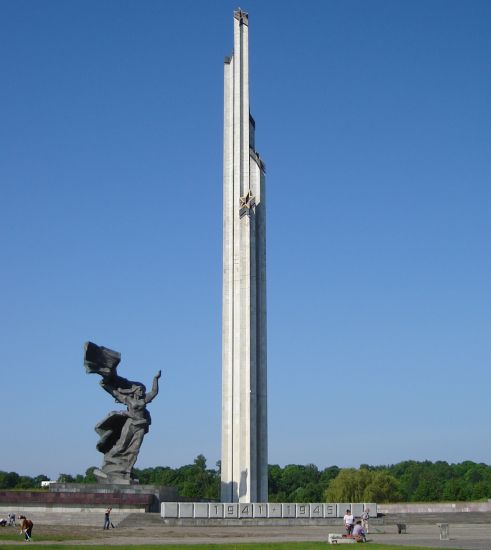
(221, 54, 234, 503)
(221, 9, 267, 504)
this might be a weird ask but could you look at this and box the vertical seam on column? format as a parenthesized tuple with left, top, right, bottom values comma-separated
(230, 56, 234, 498)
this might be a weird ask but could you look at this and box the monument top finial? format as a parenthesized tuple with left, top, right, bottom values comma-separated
(234, 8, 249, 25)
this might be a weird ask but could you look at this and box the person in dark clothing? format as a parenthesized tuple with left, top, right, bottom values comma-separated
(103, 507, 115, 529)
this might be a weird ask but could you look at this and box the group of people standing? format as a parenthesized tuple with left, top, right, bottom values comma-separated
(343, 508, 369, 542)
(0, 513, 16, 527)
(4, 508, 114, 540)
(0, 513, 33, 542)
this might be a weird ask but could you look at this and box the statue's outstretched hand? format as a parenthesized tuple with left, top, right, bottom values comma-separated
(156, 370, 162, 379)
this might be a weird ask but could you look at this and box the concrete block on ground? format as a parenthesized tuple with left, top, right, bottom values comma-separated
(437, 522, 449, 540)
(328, 533, 356, 544)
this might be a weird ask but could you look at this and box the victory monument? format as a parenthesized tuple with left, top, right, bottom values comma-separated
(221, 8, 268, 504)
(161, 8, 376, 521)
(6, 9, 378, 523)
(84, 341, 161, 484)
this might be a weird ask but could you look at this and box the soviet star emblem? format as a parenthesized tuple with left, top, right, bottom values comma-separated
(239, 189, 256, 217)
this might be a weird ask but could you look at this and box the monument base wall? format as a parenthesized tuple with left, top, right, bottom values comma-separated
(378, 501, 491, 514)
(51, 483, 177, 506)
(0, 484, 178, 514)
(162, 502, 376, 520)
(161, 517, 383, 527)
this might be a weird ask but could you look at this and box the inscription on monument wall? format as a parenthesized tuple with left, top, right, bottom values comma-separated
(310, 504, 324, 518)
(253, 503, 267, 518)
(194, 503, 209, 518)
(209, 503, 223, 518)
(267, 503, 282, 518)
(351, 503, 364, 517)
(161, 502, 376, 519)
(337, 502, 351, 517)
(224, 503, 239, 518)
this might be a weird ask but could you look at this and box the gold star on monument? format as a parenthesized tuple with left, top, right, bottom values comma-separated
(239, 189, 256, 217)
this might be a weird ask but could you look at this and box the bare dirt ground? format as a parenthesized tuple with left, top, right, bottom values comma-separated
(2, 522, 491, 549)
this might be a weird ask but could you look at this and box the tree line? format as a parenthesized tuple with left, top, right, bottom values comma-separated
(1, 457, 490, 503)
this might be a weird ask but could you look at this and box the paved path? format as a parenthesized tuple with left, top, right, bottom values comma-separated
(2, 514, 491, 548)
(369, 524, 491, 549)
(2, 522, 491, 548)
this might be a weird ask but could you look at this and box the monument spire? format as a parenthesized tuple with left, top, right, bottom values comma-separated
(221, 8, 268, 504)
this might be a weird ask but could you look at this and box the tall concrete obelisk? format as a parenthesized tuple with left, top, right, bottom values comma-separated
(221, 8, 268, 504)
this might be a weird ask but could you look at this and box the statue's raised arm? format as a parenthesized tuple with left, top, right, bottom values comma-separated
(145, 370, 161, 404)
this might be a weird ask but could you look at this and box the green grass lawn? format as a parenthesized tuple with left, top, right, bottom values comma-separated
(0, 532, 90, 542)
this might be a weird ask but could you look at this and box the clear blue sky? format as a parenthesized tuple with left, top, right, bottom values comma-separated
(1, 0, 490, 480)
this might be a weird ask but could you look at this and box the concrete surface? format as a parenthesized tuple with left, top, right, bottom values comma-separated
(2, 512, 491, 548)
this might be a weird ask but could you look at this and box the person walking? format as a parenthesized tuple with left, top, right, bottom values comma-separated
(361, 507, 370, 534)
(103, 507, 114, 529)
(18, 516, 33, 542)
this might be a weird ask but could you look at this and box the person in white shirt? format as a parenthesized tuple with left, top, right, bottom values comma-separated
(343, 509, 354, 534)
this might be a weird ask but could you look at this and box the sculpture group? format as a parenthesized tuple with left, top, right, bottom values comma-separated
(84, 341, 161, 484)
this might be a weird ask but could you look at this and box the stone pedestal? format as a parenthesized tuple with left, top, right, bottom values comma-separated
(49, 483, 178, 513)
(437, 522, 449, 540)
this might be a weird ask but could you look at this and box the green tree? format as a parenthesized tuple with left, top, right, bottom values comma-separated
(364, 471, 401, 502)
(325, 468, 401, 503)
(3, 458, 491, 503)
(33, 474, 49, 487)
(442, 478, 470, 501)
(16, 476, 35, 489)
(194, 454, 207, 471)
(57, 473, 75, 483)
(324, 468, 371, 502)
(0, 471, 20, 489)
(268, 464, 283, 501)
(83, 467, 98, 484)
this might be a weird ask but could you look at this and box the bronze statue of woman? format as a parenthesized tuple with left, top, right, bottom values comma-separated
(84, 341, 161, 484)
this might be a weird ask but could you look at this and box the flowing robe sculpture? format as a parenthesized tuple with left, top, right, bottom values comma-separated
(84, 341, 161, 484)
